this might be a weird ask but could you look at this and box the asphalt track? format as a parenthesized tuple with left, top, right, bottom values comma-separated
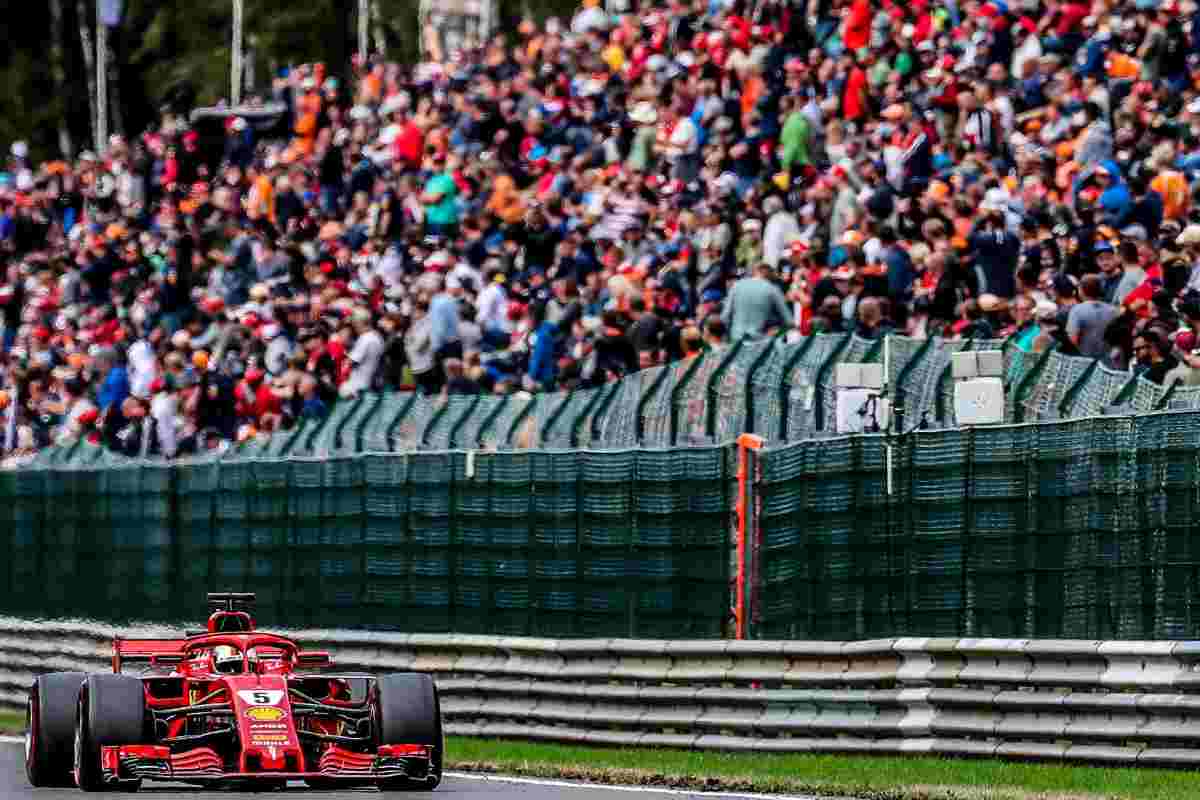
(0, 740, 834, 800)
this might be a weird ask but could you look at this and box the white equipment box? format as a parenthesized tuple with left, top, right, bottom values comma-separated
(954, 377, 1005, 426)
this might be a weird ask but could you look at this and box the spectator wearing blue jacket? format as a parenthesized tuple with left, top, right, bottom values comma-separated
(968, 208, 1021, 299)
(880, 227, 915, 325)
(1095, 162, 1132, 228)
(429, 276, 463, 362)
(525, 303, 558, 391)
(95, 348, 130, 415)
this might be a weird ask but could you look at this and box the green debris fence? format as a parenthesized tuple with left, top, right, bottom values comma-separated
(1, 448, 734, 636)
(755, 412, 1200, 641)
(8, 404, 1200, 640)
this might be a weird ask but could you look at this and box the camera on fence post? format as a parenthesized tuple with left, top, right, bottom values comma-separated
(834, 363, 890, 434)
(951, 350, 1005, 426)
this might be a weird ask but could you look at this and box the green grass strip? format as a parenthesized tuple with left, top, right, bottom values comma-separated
(0, 716, 1188, 799)
(0, 711, 22, 735)
(446, 737, 1198, 800)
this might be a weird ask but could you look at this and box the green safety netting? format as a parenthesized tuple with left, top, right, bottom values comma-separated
(10, 409, 1200, 639)
(0, 446, 736, 634)
(755, 412, 1200, 640)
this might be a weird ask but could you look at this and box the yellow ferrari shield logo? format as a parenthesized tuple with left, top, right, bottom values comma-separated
(245, 706, 285, 722)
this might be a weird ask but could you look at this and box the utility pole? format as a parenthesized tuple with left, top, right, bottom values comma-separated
(77, 0, 97, 152)
(371, 0, 387, 58)
(96, 0, 108, 152)
(231, 0, 244, 106)
(358, 0, 369, 64)
(49, 0, 73, 156)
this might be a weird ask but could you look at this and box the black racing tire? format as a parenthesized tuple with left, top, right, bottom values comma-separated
(373, 673, 443, 792)
(25, 672, 86, 787)
(74, 674, 146, 792)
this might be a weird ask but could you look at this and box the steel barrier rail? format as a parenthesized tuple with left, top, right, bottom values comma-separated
(6, 620, 1200, 765)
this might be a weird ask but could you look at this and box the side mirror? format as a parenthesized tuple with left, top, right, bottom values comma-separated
(150, 654, 185, 668)
(295, 651, 331, 669)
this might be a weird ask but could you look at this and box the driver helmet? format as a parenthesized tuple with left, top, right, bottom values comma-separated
(213, 645, 243, 674)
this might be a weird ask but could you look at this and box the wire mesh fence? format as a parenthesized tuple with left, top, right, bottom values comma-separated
(17, 400, 1200, 640)
(0, 447, 736, 634)
(756, 411, 1200, 640)
(31, 336, 1200, 465)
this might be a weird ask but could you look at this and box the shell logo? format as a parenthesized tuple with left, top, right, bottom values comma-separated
(245, 706, 285, 722)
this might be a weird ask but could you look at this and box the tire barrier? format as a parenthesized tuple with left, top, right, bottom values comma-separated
(4, 619, 1200, 765)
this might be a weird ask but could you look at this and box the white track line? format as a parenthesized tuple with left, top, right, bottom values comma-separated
(0, 739, 836, 798)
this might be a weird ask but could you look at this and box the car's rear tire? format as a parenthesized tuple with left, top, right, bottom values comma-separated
(74, 674, 146, 792)
(25, 672, 86, 787)
(374, 673, 442, 792)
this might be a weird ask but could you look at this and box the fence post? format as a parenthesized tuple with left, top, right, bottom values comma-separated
(448, 394, 483, 449)
(570, 386, 608, 448)
(1012, 345, 1057, 424)
(810, 333, 853, 437)
(1155, 378, 1181, 410)
(588, 382, 622, 445)
(333, 395, 368, 452)
(735, 433, 765, 639)
(420, 399, 451, 448)
(475, 394, 512, 448)
(705, 339, 746, 439)
(1110, 373, 1141, 409)
(773, 335, 819, 442)
(505, 395, 538, 448)
(669, 350, 710, 446)
(892, 336, 935, 434)
(377, 392, 422, 452)
(539, 393, 574, 446)
(353, 393, 384, 451)
(636, 365, 674, 445)
(1057, 358, 1100, 418)
(744, 334, 783, 435)
(302, 400, 344, 454)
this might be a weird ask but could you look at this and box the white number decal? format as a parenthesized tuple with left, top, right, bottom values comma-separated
(237, 690, 284, 706)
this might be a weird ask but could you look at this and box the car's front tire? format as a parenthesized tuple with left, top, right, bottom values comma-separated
(74, 674, 146, 792)
(374, 673, 443, 792)
(25, 672, 86, 787)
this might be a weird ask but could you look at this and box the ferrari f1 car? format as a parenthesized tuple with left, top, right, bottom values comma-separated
(25, 593, 442, 791)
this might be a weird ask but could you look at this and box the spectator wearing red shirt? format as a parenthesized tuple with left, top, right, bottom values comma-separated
(843, 0, 872, 52)
(842, 54, 870, 123)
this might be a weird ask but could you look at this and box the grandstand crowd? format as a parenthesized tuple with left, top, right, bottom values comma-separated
(4, 0, 1200, 461)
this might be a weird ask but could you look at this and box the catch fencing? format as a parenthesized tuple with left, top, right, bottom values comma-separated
(0, 448, 734, 638)
(8, 410, 1200, 641)
(752, 411, 1200, 641)
(5, 620, 1200, 765)
(23, 335, 1197, 464)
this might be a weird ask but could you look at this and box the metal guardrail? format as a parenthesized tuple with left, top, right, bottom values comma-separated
(4, 619, 1200, 764)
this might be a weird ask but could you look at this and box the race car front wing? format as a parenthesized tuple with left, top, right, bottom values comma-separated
(100, 743, 432, 783)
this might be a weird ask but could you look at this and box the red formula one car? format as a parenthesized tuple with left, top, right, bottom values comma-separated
(25, 593, 442, 792)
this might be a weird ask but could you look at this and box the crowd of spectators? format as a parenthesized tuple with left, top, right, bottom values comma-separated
(6, 0, 1200, 462)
